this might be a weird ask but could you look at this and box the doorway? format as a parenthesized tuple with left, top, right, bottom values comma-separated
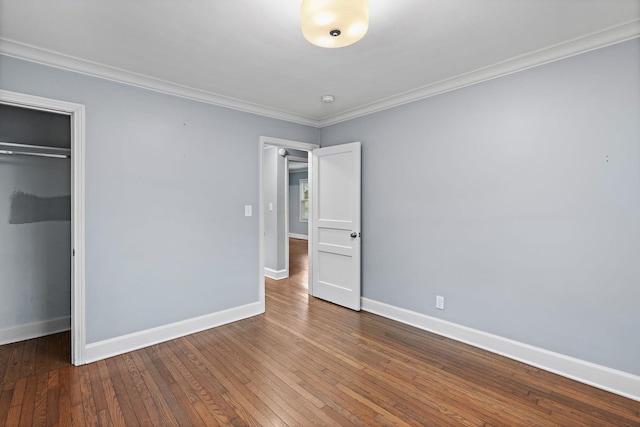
(259, 137, 362, 313)
(258, 136, 319, 312)
(0, 89, 86, 365)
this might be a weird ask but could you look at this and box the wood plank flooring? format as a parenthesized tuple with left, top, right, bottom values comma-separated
(1, 237, 639, 425)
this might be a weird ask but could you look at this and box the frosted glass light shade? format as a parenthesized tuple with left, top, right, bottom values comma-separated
(301, 0, 368, 48)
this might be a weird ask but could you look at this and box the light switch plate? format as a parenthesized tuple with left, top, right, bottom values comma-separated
(244, 205, 252, 217)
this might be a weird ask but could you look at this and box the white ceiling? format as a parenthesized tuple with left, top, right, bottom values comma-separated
(1, 1, 639, 127)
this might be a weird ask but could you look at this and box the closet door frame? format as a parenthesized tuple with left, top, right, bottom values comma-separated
(0, 90, 86, 365)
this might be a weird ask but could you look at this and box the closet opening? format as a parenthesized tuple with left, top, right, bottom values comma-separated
(0, 103, 71, 351)
(0, 90, 86, 365)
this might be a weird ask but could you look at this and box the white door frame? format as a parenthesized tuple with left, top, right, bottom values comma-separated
(258, 136, 319, 311)
(0, 90, 86, 365)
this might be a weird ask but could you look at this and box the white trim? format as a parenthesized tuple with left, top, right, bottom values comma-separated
(264, 268, 289, 280)
(70, 101, 87, 366)
(284, 157, 290, 280)
(289, 233, 309, 240)
(0, 90, 86, 366)
(260, 137, 320, 152)
(361, 298, 640, 402)
(3, 21, 638, 129)
(318, 20, 640, 127)
(287, 155, 308, 163)
(0, 317, 71, 345)
(306, 149, 313, 295)
(0, 38, 318, 128)
(84, 302, 262, 364)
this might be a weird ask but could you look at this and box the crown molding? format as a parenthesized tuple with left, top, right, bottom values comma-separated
(2, 19, 638, 130)
(0, 38, 321, 128)
(318, 19, 640, 127)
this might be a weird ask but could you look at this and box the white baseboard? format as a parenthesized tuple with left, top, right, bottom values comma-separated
(0, 316, 71, 345)
(264, 267, 289, 280)
(288, 233, 309, 240)
(361, 298, 640, 402)
(84, 301, 263, 364)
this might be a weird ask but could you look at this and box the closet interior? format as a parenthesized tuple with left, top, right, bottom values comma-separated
(0, 103, 72, 345)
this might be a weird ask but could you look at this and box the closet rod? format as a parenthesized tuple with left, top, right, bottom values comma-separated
(0, 141, 71, 159)
(0, 149, 69, 159)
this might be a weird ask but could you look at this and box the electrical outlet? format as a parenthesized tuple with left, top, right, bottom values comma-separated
(436, 296, 445, 310)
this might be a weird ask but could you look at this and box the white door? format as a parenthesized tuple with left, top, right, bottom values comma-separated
(311, 142, 361, 310)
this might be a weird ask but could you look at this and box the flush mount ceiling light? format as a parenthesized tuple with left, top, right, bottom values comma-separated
(301, 0, 369, 48)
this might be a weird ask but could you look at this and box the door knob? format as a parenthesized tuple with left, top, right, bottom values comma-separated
(350, 232, 358, 238)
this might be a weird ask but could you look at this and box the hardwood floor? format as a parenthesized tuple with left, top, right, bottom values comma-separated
(1, 238, 638, 426)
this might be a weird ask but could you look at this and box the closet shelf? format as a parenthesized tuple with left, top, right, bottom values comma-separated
(0, 141, 70, 159)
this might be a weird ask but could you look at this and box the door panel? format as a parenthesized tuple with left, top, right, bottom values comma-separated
(311, 142, 361, 310)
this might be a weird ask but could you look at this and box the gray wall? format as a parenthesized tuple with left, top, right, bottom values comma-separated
(0, 152, 71, 330)
(0, 54, 319, 343)
(263, 146, 287, 272)
(2, 38, 637, 377)
(320, 39, 640, 375)
(289, 170, 308, 237)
